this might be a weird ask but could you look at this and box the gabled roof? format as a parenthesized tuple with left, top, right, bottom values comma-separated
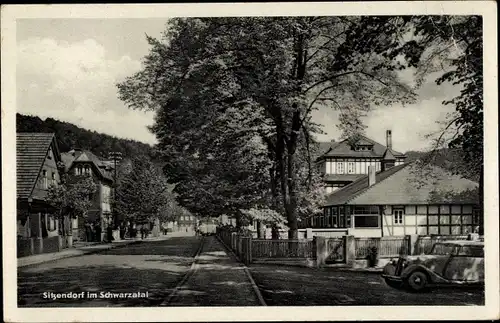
(325, 164, 408, 206)
(61, 149, 114, 182)
(320, 135, 405, 159)
(318, 141, 335, 156)
(382, 148, 396, 161)
(325, 163, 479, 206)
(16, 133, 60, 200)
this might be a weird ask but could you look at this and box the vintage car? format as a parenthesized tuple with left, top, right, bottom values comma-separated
(382, 240, 484, 291)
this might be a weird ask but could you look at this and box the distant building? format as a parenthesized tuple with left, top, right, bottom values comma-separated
(61, 149, 114, 242)
(316, 130, 406, 194)
(16, 133, 66, 256)
(314, 163, 481, 237)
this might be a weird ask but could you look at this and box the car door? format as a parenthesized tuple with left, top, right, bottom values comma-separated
(443, 245, 484, 282)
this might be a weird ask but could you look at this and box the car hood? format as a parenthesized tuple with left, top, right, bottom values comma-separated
(401, 254, 448, 269)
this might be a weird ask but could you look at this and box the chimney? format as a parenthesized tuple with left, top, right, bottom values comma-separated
(368, 166, 376, 186)
(386, 130, 392, 150)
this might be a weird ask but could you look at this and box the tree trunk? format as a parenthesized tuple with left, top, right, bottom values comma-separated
(285, 110, 301, 240)
(479, 164, 484, 235)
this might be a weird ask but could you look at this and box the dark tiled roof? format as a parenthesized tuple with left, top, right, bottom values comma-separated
(317, 141, 335, 156)
(325, 163, 479, 206)
(61, 150, 114, 182)
(320, 135, 405, 159)
(16, 133, 57, 199)
(324, 163, 409, 206)
(349, 164, 479, 205)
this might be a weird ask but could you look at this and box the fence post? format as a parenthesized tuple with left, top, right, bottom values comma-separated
(409, 234, 419, 255)
(314, 236, 327, 267)
(345, 235, 356, 267)
(306, 228, 313, 239)
(247, 235, 253, 265)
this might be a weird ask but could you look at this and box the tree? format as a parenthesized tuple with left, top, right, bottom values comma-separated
(46, 164, 97, 236)
(117, 17, 415, 239)
(113, 156, 171, 224)
(394, 16, 483, 179)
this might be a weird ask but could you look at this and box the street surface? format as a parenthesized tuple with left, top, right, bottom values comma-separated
(18, 236, 202, 307)
(18, 236, 484, 307)
(249, 265, 485, 306)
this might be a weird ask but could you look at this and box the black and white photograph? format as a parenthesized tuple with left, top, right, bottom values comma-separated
(2, 2, 498, 322)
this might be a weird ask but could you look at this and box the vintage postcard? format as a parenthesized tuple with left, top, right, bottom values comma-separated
(2, 2, 499, 322)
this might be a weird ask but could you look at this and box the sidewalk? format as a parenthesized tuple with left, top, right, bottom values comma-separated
(17, 234, 172, 268)
(165, 236, 265, 306)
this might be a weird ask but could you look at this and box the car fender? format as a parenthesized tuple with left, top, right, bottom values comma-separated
(401, 264, 449, 284)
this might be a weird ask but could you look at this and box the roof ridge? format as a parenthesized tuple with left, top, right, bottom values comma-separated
(343, 163, 412, 204)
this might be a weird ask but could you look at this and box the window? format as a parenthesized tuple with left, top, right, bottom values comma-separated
(394, 208, 404, 225)
(336, 162, 344, 174)
(472, 208, 481, 225)
(42, 170, 48, 189)
(347, 162, 355, 174)
(84, 165, 91, 175)
(457, 246, 484, 257)
(429, 243, 456, 255)
(354, 215, 379, 228)
(51, 172, 56, 186)
(353, 206, 379, 215)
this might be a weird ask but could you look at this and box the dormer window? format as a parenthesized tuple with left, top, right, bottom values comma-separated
(354, 145, 373, 151)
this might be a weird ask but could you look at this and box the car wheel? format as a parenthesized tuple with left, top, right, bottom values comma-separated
(405, 271, 428, 292)
(384, 278, 403, 290)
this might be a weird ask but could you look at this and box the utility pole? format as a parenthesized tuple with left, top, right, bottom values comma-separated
(108, 151, 122, 231)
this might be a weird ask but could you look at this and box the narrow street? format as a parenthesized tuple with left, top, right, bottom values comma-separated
(18, 236, 202, 307)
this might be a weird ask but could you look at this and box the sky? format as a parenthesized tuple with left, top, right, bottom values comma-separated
(16, 18, 459, 153)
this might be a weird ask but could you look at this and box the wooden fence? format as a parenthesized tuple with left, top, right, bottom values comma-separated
(355, 236, 409, 259)
(216, 227, 481, 267)
(252, 239, 314, 259)
(326, 237, 345, 262)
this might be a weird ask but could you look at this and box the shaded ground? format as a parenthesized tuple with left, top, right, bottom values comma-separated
(249, 265, 485, 306)
(166, 236, 261, 306)
(18, 237, 202, 307)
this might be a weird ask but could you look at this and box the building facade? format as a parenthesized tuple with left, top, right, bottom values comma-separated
(61, 149, 114, 242)
(317, 130, 406, 194)
(17, 133, 66, 256)
(315, 163, 480, 238)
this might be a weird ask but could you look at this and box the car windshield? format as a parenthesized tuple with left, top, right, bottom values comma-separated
(429, 243, 456, 255)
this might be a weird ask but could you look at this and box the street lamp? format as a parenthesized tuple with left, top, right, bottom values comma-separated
(107, 151, 122, 236)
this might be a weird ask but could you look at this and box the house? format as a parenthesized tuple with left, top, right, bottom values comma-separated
(16, 133, 67, 257)
(170, 214, 198, 233)
(317, 130, 406, 194)
(61, 149, 115, 242)
(314, 162, 481, 237)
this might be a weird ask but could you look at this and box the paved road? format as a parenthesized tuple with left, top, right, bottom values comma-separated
(18, 236, 202, 307)
(249, 264, 485, 306)
(165, 236, 261, 306)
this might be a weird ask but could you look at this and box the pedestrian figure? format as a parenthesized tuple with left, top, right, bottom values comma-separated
(90, 222, 95, 242)
(140, 225, 145, 239)
(85, 221, 91, 242)
(95, 221, 102, 242)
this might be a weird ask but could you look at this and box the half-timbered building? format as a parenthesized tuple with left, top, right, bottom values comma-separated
(315, 162, 481, 237)
(317, 130, 406, 194)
